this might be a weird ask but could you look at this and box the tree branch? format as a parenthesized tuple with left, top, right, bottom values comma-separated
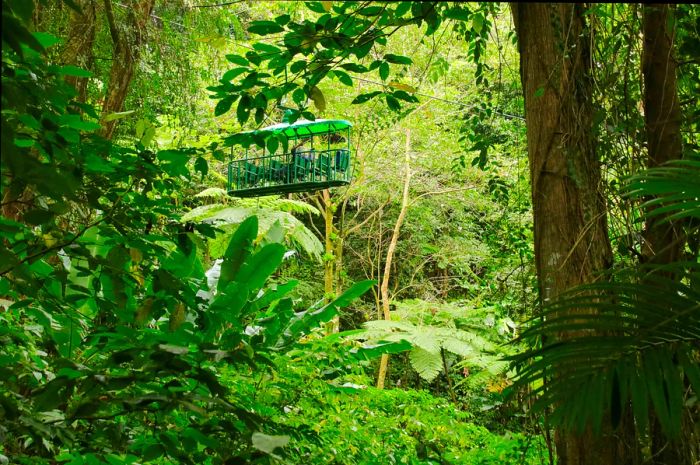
(103, 0, 120, 46)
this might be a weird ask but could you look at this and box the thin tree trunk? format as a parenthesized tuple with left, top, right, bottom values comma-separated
(61, 0, 96, 103)
(100, 0, 155, 139)
(511, 4, 618, 465)
(321, 188, 340, 332)
(641, 5, 696, 464)
(376, 129, 411, 389)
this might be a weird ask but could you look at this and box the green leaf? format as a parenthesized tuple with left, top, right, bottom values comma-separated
(235, 243, 286, 292)
(472, 13, 484, 33)
(443, 6, 472, 21)
(394, 2, 412, 18)
(274, 14, 291, 26)
(357, 5, 382, 16)
(219, 216, 258, 291)
(215, 97, 234, 116)
(384, 53, 412, 65)
(13, 138, 34, 147)
(33, 32, 61, 49)
(225, 54, 249, 66)
(266, 136, 279, 155)
(309, 85, 326, 112)
(248, 21, 285, 35)
(332, 280, 375, 307)
(194, 156, 208, 179)
(379, 61, 390, 81)
(333, 70, 353, 86)
(222, 67, 248, 82)
(392, 90, 419, 103)
(354, 339, 412, 360)
(252, 42, 281, 55)
(340, 63, 368, 73)
(351, 91, 382, 104)
(103, 110, 135, 122)
(237, 95, 251, 124)
(60, 114, 101, 131)
(141, 126, 156, 147)
(385, 94, 401, 111)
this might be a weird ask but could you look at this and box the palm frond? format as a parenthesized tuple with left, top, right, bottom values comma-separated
(625, 153, 700, 222)
(509, 262, 700, 437)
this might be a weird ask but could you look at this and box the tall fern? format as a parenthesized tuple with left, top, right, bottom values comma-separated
(348, 300, 510, 382)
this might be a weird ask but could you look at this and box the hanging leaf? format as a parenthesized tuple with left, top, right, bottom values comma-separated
(385, 94, 401, 111)
(215, 97, 234, 116)
(384, 53, 412, 65)
(248, 21, 285, 35)
(351, 91, 382, 104)
(309, 86, 326, 112)
(194, 157, 208, 179)
(388, 81, 416, 93)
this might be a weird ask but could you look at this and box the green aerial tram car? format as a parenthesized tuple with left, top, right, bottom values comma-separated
(227, 117, 353, 197)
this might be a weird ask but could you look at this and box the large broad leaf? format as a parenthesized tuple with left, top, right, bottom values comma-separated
(330, 280, 376, 308)
(235, 243, 286, 292)
(352, 339, 413, 360)
(218, 216, 258, 291)
(278, 280, 375, 347)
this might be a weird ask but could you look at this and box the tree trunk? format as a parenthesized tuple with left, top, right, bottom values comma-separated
(641, 5, 696, 464)
(641, 4, 685, 266)
(321, 188, 340, 333)
(511, 4, 618, 465)
(100, 0, 155, 139)
(61, 0, 97, 103)
(376, 129, 411, 389)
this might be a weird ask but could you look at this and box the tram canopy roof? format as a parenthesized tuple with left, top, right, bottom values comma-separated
(239, 119, 352, 139)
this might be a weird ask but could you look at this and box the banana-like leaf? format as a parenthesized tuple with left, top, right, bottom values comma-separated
(218, 216, 257, 291)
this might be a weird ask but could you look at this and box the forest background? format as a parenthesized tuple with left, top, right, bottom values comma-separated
(1, 1, 698, 465)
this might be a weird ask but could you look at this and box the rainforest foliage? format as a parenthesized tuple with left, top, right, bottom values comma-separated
(1, 1, 699, 464)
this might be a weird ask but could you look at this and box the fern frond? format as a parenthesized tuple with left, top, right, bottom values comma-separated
(351, 303, 507, 382)
(194, 187, 228, 199)
(410, 347, 443, 381)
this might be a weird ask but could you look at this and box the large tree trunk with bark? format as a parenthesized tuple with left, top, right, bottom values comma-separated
(511, 4, 619, 465)
(641, 4, 685, 266)
(641, 5, 697, 465)
(100, 0, 155, 139)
